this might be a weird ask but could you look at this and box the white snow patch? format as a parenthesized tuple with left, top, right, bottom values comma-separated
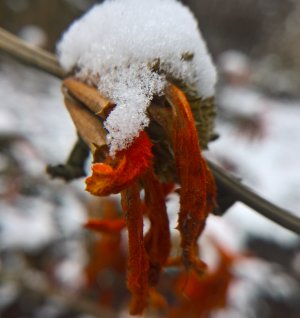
(0, 198, 58, 251)
(219, 50, 250, 77)
(57, 0, 216, 154)
(0, 62, 76, 163)
(218, 86, 268, 117)
(19, 25, 47, 48)
(55, 241, 87, 289)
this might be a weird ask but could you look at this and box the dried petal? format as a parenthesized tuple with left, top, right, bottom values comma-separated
(165, 84, 216, 272)
(64, 94, 106, 149)
(84, 218, 126, 234)
(143, 169, 171, 285)
(121, 182, 149, 315)
(86, 131, 152, 196)
(169, 242, 241, 318)
(63, 77, 114, 118)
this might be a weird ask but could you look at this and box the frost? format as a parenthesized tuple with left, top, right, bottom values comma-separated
(57, 0, 217, 154)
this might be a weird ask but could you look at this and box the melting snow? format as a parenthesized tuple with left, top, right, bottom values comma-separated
(57, 0, 217, 154)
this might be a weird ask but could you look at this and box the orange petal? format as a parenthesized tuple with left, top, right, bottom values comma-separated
(85, 131, 153, 196)
(165, 84, 216, 272)
(121, 182, 149, 315)
(149, 287, 168, 309)
(84, 218, 126, 234)
(143, 168, 171, 285)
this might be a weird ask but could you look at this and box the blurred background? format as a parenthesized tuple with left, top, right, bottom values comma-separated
(0, 0, 300, 317)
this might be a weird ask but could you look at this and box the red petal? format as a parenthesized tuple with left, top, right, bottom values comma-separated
(143, 169, 171, 285)
(165, 84, 216, 272)
(85, 131, 152, 196)
(121, 183, 149, 315)
(84, 218, 126, 234)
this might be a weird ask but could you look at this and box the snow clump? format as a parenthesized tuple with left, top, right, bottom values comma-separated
(57, 0, 216, 155)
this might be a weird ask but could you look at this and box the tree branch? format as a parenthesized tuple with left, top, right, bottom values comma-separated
(1, 27, 299, 235)
(0, 27, 65, 78)
(208, 161, 300, 234)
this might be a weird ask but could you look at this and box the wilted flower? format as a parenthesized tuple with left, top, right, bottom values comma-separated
(54, 0, 218, 314)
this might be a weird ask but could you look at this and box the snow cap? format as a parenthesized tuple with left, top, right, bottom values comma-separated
(57, 0, 217, 155)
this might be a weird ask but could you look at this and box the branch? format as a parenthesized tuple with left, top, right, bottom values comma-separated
(0, 27, 65, 78)
(1, 27, 299, 235)
(208, 161, 300, 234)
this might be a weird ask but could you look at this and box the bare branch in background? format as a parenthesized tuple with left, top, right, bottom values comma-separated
(208, 162, 300, 234)
(0, 26, 299, 235)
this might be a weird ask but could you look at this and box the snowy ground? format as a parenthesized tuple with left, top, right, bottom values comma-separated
(0, 59, 87, 255)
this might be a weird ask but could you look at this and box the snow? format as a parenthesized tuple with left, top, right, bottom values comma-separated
(0, 61, 87, 251)
(218, 50, 250, 77)
(18, 25, 47, 48)
(217, 86, 268, 117)
(57, 0, 217, 154)
(0, 62, 76, 163)
(0, 198, 58, 250)
(231, 258, 299, 304)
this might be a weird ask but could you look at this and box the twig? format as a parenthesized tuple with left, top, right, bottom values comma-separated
(0, 27, 65, 78)
(208, 161, 300, 234)
(0, 27, 299, 235)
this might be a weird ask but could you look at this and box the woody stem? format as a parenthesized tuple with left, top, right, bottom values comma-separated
(208, 161, 300, 234)
(0, 27, 65, 78)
